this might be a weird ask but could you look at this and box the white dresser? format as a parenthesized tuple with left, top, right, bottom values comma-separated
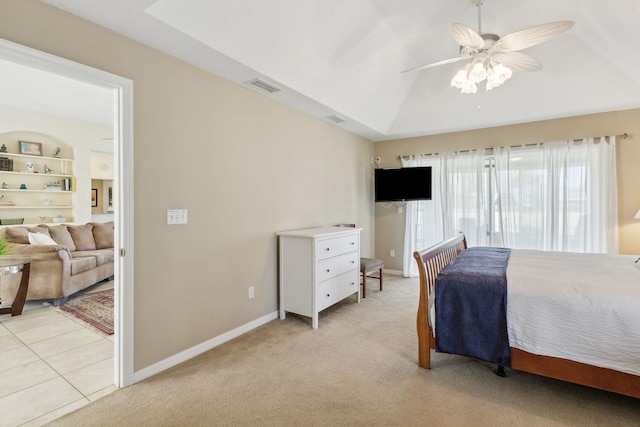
(277, 226, 361, 329)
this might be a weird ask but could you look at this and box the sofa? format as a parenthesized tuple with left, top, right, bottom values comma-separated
(0, 222, 114, 305)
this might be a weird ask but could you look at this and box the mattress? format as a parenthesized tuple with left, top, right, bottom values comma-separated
(506, 249, 640, 375)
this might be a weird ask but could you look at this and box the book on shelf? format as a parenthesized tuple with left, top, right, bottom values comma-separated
(61, 177, 76, 191)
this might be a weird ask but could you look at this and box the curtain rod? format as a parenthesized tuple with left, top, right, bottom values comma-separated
(396, 133, 629, 160)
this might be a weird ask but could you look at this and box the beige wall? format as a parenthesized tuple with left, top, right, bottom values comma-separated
(0, 1, 375, 370)
(375, 109, 640, 270)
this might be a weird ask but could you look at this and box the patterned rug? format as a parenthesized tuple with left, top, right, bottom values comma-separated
(59, 289, 114, 335)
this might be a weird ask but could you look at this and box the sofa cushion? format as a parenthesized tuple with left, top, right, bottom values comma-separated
(6, 226, 50, 244)
(28, 232, 58, 246)
(74, 249, 114, 265)
(70, 256, 97, 275)
(67, 224, 96, 251)
(89, 221, 114, 249)
(48, 225, 76, 251)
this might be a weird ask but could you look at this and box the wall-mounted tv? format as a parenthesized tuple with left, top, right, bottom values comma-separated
(374, 167, 432, 202)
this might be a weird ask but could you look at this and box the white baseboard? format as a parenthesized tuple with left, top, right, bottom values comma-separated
(133, 310, 279, 383)
(382, 268, 403, 276)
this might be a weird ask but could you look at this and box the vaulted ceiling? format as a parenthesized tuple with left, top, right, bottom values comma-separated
(30, 0, 640, 141)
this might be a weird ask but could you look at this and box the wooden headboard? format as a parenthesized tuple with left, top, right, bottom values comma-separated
(412, 233, 467, 369)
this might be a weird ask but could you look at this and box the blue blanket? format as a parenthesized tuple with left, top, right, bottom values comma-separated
(435, 246, 512, 366)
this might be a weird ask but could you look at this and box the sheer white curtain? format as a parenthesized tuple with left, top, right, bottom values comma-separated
(493, 137, 618, 253)
(402, 149, 488, 277)
(439, 150, 489, 247)
(402, 136, 618, 277)
(401, 155, 443, 277)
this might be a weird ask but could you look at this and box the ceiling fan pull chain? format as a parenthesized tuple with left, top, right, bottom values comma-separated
(477, 1, 483, 34)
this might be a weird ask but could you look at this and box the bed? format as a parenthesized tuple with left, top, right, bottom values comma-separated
(413, 233, 640, 398)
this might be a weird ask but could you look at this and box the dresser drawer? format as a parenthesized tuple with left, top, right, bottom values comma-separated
(316, 271, 359, 312)
(316, 234, 359, 260)
(316, 251, 358, 282)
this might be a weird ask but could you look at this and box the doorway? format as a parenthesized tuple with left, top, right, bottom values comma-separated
(0, 38, 134, 387)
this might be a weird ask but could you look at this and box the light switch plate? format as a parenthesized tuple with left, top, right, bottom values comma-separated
(167, 209, 188, 225)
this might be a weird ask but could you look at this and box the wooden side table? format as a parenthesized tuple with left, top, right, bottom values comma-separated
(0, 258, 31, 316)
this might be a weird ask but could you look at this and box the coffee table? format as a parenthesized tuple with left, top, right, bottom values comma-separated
(0, 258, 32, 316)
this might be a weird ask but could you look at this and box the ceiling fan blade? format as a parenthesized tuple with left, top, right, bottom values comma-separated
(491, 52, 542, 72)
(451, 23, 484, 49)
(402, 56, 468, 73)
(494, 21, 574, 52)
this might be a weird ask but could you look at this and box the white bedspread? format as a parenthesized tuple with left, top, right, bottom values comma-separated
(506, 249, 640, 376)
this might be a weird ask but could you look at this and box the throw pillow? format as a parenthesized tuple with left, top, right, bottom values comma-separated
(48, 225, 76, 251)
(67, 224, 96, 251)
(89, 221, 114, 249)
(6, 226, 50, 244)
(28, 232, 58, 245)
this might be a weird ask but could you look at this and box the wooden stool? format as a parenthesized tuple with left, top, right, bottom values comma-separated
(360, 257, 383, 298)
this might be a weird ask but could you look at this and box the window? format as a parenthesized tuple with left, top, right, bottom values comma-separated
(403, 137, 618, 277)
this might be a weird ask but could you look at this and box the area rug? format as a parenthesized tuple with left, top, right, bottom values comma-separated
(59, 289, 114, 335)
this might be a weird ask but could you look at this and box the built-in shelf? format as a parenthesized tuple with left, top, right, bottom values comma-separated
(0, 189, 71, 193)
(0, 171, 73, 178)
(0, 151, 75, 223)
(0, 206, 73, 209)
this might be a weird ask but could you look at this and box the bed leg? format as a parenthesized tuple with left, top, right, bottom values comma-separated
(495, 365, 506, 377)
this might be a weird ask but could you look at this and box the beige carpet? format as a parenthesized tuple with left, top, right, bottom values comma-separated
(49, 276, 640, 426)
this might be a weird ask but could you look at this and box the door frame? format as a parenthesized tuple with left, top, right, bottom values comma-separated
(0, 38, 135, 387)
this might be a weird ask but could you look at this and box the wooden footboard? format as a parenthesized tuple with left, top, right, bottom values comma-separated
(413, 233, 467, 369)
(413, 234, 640, 399)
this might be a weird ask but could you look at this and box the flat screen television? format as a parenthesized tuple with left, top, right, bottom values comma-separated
(374, 167, 432, 202)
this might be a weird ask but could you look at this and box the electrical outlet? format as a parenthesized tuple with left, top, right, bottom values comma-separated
(248, 286, 255, 299)
(390, 249, 395, 257)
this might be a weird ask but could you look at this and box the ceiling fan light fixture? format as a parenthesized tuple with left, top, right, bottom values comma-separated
(451, 64, 479, 93)
(468, 61, 488, 83)
(408, 1, 573, 95)
(486, 62, 513, 90)
(451, 69, 469, 88)
(450, 60, 513, 93)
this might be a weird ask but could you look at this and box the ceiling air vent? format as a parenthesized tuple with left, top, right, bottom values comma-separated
(325, 114, 346, 124)
(246, 78, 281, 94)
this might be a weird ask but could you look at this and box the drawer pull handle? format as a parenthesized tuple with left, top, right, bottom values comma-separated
(350, 260, 355, 264)
(351, 242, 355, 245)
(326, 293, 330, 297)
(325, 248, 330, 251)
(326, 269, 330, 273)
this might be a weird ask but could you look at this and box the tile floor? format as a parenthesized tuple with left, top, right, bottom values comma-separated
(0, 282, 116, 426)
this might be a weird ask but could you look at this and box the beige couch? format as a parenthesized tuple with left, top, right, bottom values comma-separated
(0, 222, 114, 305)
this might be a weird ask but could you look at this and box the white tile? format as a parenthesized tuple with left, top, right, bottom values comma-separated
(29, 327, 104, 358)
(9, 316, 84, 344)
(0, 344, 39, 372)
(87, 384, 118, 402)
(0, 305, 57, 331)
(0, 376, 84, 426)
(44, 339, 113, 374)
(1, 311, 61, 335)
(0, 333, 24, 352)
(0, 359, 59, 398)
(0, 322, 10, 336)
(21, 398, 90, 427)
(64, 357, 114, 396)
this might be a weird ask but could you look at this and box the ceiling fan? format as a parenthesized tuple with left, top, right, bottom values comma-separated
(403, 0, 574, 93)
